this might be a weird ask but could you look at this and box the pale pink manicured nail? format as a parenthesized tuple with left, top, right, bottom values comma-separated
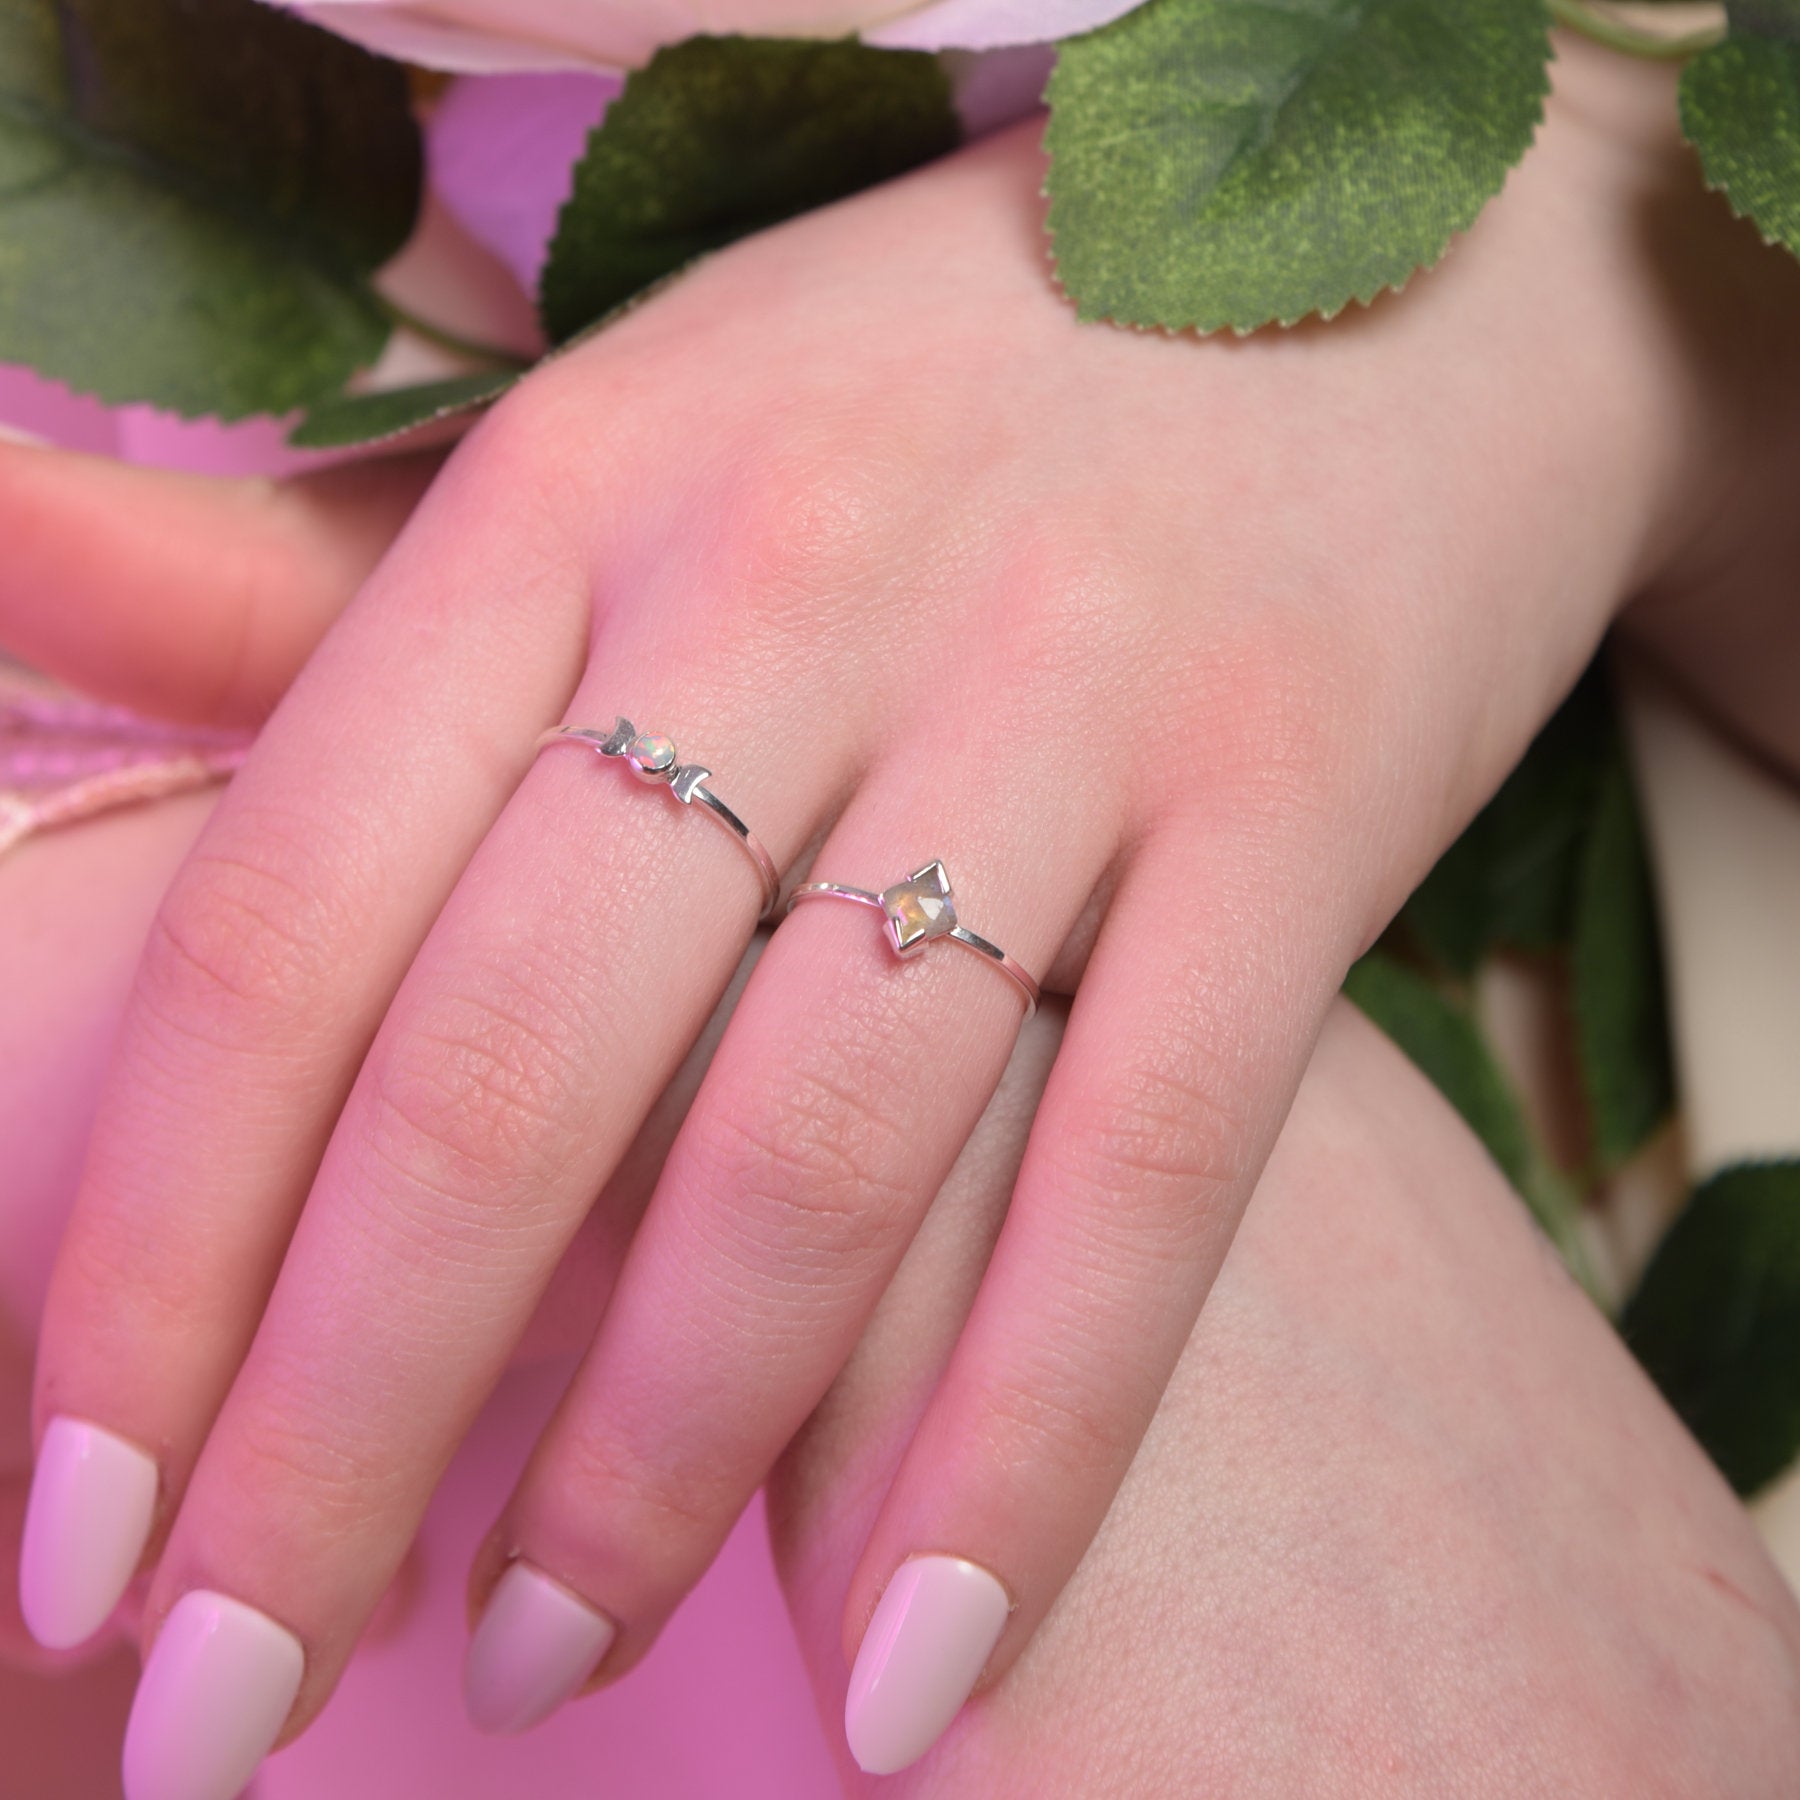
(20, 1416, 159, 1649)
(123, 1590, 304, 1800)
(463, 1561, 617, 1736)
(845, 1555, 1011, 1775)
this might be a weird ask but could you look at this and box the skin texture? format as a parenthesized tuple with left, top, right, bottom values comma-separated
(4, 801, 1799, 1792)
(10, 30, 1800, 1778)
(770, 1004, 1800, 1798)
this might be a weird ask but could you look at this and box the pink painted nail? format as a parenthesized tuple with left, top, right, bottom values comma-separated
(123, 1590, 303, 1800)
(463, 1561, 617, 1735)
(845, 1555, 1011, 1775)
(19, 1416, 159, 1649)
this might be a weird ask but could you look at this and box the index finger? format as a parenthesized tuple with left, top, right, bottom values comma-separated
(21, 415, 591, 1654)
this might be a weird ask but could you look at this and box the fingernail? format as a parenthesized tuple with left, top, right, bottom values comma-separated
(0, 421, 49, 448)
(20, 1416, 159, 1649)
(463, 1561, 616, 1735)
(123, 1590, 304, 1800)
(845, 1554, 1011, 1775)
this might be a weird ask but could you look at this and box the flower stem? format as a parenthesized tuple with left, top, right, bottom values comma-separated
(1546, 0, 1725, 61)
(376, 296, 533, 371)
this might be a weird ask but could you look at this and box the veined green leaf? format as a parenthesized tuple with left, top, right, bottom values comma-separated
(1625, 1162, 1800, 1495)
(0, 0, 421, 419)
(1044, 0, 1552, 332)
(540, 36, 959, 345)
(1571, 748, 1675, 1172)
(1681, 3, 1800, 263)
(1402, 670, 1611, 976)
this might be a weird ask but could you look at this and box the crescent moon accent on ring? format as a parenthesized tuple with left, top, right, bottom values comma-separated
(535, 718, 781, 920)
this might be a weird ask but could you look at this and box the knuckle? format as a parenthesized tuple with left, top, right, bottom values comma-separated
(702, 420, 927, 660)
(552, 1429, 728, 1569)
(45, 1220, 201, 1386)
(224, 1353, 408, 1533)
(137, 821, 351, 1053)
(681, 1063, 917, 1274)
(1171, 611, 1395, 847)
(973, 1357, 1142, 1479)
(1190, 625, 1348, 799)
(1052, 1048, 1251, 1240)
(361, 976, 586, 1212)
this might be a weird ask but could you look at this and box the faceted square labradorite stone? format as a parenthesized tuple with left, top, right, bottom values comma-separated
(881, 861, 957, 955)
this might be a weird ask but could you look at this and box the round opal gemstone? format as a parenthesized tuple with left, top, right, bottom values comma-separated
(627, 732, 678, 781)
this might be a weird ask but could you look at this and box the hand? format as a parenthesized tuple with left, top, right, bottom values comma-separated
(0, 439, 435, 1669)
(23, 36, 1800, 1794)
(770, 1002, 1800, 1794)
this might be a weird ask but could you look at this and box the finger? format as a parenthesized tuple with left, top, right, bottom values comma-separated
(121, 648, 847, 1793)
(0, 791, 217, 1662)
(837, 815, 1363, 1774)
(462, 715, 1123, 1731)
(24, 409, 592, 1660)
(770, 1005, 1800, 1798)
(0, 439, 438, 724)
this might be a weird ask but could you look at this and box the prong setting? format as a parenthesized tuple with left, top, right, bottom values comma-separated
(626, 732, 679, 783)
(786, 859, 1040, 1017)
(880, 861, 959, 957)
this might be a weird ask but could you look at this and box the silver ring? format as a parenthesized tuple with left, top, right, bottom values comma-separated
(786, 860, 1040, 1018)
(537, 718, 781, 920)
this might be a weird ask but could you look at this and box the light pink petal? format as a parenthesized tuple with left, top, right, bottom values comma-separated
(430, 74, 619, 289)
(260, 1, 724, 71)
(864, 0, 1147, 51)
(947, 43, 1054, 135)
(267, 2, 613, 71)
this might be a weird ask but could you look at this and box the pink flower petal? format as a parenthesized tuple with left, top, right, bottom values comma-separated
(269, 2, 616, 72)
(864, 0, 1147, 51)
(430, 73, 619, 288)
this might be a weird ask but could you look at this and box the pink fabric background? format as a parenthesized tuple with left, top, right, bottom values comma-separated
(0, 350, 841, 1793)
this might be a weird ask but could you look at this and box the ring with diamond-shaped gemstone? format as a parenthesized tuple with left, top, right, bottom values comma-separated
(785, 860, 1041, 1018)
(536, 718, 781, 920)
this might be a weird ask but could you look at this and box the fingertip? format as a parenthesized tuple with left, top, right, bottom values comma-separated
(19, 1418, 158, 1652)
(844, 1555, 1010, 1776)
(462, 1561, 615, 1737)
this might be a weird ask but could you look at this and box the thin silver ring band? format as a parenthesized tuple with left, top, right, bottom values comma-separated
(786, 859, 1040, 1018)
(536, 719, 781, 920)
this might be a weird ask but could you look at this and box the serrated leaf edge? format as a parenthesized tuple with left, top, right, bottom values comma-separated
(1678, 50, 1800, 256)
(288, 373, 519, 450)
(1038, 22, 1552, 338)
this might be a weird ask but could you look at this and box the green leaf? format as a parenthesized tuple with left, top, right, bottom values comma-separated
(1624, 1162, 1800, 1495)
(1344, 951, 1538, 1194)
(540, 36, 960, 345)
(1043, 0, 1552, 333)
(1344, 950, 1602, 1298)
(1401, 668, 1611, 976)
(1680, 6, 1800, 262)
(0, 0, 422, 420)
(1571, 748, 1674, 1171)
(289, 372, 518, 450)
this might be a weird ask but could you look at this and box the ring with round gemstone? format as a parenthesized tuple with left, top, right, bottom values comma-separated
(785, 860, 1040, 1018)
(536, 718, 781, 920)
